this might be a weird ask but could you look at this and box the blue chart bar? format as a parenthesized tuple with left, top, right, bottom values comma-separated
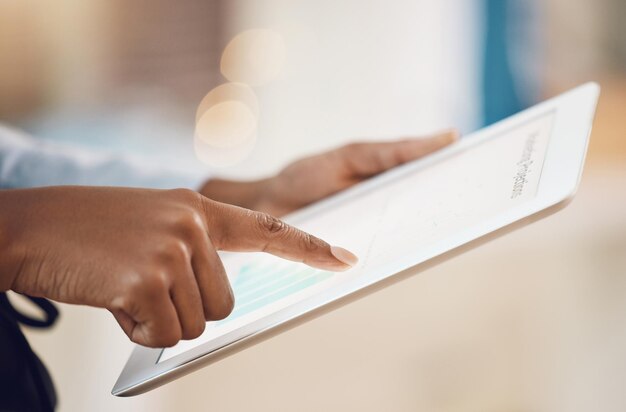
(218, 262, 334, 324)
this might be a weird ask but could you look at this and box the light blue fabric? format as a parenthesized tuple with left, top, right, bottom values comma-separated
(0, 124, 207, 190)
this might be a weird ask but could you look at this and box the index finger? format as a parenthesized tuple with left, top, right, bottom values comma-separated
(203, 200, 358, 271)
(340, 129, 459, 177)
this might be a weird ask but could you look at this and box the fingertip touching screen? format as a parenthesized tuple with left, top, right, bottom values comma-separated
(159, 112, 555, 363)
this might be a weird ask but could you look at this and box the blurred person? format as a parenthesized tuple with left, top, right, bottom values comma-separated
(0, 123, 457, 411)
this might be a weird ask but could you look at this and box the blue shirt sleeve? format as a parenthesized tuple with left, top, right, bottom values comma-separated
(0, 124, 208, 190)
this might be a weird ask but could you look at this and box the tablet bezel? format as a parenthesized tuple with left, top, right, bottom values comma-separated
(113, 82, 599, 396)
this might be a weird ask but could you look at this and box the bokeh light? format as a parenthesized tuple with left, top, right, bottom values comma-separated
(194, 82, 260, 167)
(195, 82, 260, 123)
(220, 29, 287, 86)
(194, 29, 287, 167)
(195, 100, 257, 149)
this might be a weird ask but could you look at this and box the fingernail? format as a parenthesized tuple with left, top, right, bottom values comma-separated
(330, 246, 359, 267)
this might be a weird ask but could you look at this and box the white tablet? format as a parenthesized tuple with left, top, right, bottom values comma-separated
(113, 82, 599, 396)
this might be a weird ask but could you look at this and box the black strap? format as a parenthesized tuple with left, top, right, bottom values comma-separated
(0, 293, 58, 411)
(0, 294, 59, 328)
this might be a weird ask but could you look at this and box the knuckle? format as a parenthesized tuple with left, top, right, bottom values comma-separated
(156, 240, 190, 267)
(173, 209, 205, 238)
(299, 232, 322, 253)
(123, 273, 143, 298)
(255, 212, 287, 235)
(132, 270, 170, 300)
(124, 273, 146, 298)
(169, 187, 200, 202)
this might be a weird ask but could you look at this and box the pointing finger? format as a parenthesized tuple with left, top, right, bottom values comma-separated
(203, 200, 358, 271)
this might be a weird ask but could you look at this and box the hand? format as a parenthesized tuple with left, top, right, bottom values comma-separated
(200, 130, 458, 216)
(0, 187, 357, 347)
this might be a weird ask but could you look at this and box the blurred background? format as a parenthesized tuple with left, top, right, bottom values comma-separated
(1, 0, 625, 410)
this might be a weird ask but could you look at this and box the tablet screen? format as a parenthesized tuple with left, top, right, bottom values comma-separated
(159, 112, 554, 363)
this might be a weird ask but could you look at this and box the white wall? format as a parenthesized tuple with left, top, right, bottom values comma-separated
(214, 0, 482, 179)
